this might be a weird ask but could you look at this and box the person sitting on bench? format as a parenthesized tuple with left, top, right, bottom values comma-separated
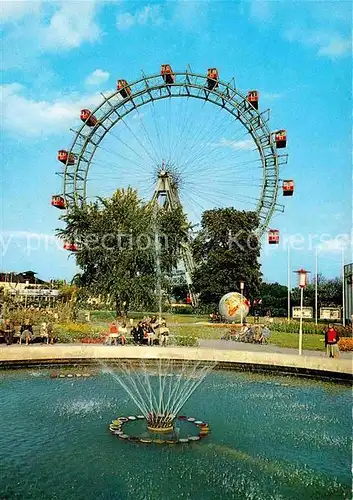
(20, 319, 33, 345)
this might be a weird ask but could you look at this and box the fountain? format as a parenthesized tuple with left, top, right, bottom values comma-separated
(106, 359, 216, 441)
(1, 369, 351, 498)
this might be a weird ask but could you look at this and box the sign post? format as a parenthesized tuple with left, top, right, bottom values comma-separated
(240, 281, 244, 326)
(294, 269, 310, 356)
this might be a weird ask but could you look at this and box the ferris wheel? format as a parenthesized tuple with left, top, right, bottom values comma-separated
(52, 64, 294, 305)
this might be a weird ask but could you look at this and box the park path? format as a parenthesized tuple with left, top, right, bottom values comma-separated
(198, 339, 352, 360)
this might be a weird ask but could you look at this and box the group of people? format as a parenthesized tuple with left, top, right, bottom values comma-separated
(105, 316, 170, 346)
(231, 324, 271, 344)
(0, 318, 55, 345)
(104, 321, 128, 346)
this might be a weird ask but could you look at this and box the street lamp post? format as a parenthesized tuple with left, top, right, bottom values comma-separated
(294, 269, 310, 356)
(287, 244, 291, 322)
(24, 280, 29, 309)
(240, 281, 245, 326)
(341, 246, 346, 327)
(315, 247, 319, 325)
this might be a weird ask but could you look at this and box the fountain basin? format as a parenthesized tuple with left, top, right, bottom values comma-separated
(0, 367, 351, 500)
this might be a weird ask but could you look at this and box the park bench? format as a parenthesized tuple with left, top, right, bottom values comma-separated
(13, 326, 53, 345)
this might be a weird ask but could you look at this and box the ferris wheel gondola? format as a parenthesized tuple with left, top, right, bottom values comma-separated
(53, 64, 294, 304)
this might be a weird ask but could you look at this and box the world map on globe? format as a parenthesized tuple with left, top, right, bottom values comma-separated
(218, 292, 250, 322)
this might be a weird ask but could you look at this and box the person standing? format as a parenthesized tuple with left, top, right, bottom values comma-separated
(326, 323, 340, 358)
(47, 322, 54, 344)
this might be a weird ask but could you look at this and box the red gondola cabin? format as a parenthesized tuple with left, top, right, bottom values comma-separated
(51, 195, 66, 209)
(207, 68, 219, 90)
(282, 180, 294, 196)
(63, 242, 79, 252)
(80, 109, 98, 127)
(275, 130, 287, 148)
(247, 90, 259, 109)
(161, 64, 175, 85)
(268, 229, 280, 245)
(186, 294, 192, 304)
(57, 150, 75, 165)
(117, 80, 132, 99)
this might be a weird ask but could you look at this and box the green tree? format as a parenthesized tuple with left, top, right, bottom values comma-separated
(259, 282, 288, 317)
(58, 188, 187, 315)
(291, 275, 343, 309)
(192, 208, 262, 308)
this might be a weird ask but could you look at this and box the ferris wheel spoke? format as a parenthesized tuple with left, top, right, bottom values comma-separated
(106, 127, 149, 164)
(132, 106, 162, 165)
(177, 106, 226, 171)
(147, 101, 168, 164)
(189, 184, 260, 208)
(184, 140, 257, 176)
(169, 97, 196, 165)
(179, 103, 246, 164)
(183, 125, 254, 170)
(120, 100, 160, 164)
(119, 115, 159, 166)
(180, 190, 212, 220)
(93, 142, 152, 173)
(173, 99, 210, 167)
(179, 122, 248, 174)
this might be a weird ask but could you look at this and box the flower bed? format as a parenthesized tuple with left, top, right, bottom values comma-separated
(54, 322, 104, 343)
(81, 336, 106, 344)
(271, 321, 352, 337)
(338, 338, 353, 352)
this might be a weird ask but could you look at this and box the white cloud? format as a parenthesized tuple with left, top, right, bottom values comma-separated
(0, 83, 104, 137)
(217, 138, 254, 151)
(318, 38, 352, 57)
(85, 69, 110, 86)
(285, 28, 351, 58)
(42, 1, 100, 49)
(116, 5, 163, 30)
(1, 1, 101, 67)
(318, 234, 352, 253)
(0, 0, 41, 23)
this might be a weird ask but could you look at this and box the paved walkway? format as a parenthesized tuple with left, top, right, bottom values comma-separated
(198, 339, 352, 359)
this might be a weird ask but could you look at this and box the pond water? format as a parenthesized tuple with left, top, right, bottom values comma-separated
(0, 368, 351, 499)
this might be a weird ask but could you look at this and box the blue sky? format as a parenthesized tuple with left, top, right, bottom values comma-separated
(0, 0, 352, 285)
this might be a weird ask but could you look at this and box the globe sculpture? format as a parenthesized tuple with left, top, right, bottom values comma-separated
(219, 292, 250, 322)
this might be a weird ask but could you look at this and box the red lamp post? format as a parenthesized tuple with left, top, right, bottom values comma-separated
(294, 268, 310, 355)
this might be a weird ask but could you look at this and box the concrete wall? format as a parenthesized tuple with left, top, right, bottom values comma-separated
(0, 345, 351, 381)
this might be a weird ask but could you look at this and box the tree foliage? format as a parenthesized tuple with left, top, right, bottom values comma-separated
(259, 282, 288, 317)
(291, 275, 343, 308)
(57, 188, 188, 314)
(258, 275, 343, 317)
(191, 208, 262, 308)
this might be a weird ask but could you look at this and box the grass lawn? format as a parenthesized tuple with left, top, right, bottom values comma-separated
(168, 324, 325, 351)
(270, 331, 324, 351)
(91, 311, 209, 324)
(89, 311, 325, 351)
